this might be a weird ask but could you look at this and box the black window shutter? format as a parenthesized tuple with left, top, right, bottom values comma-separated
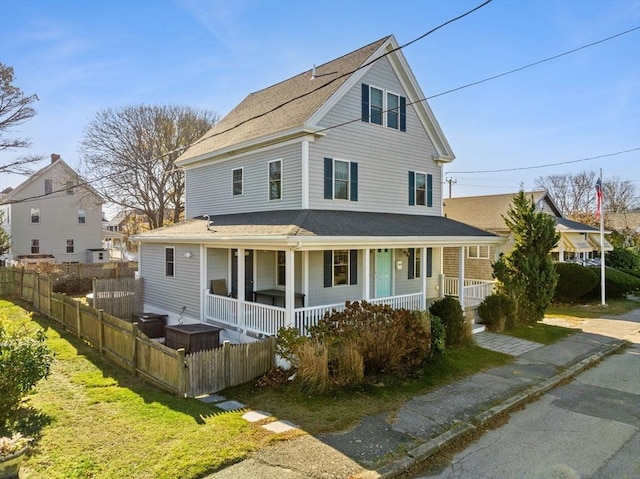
(408, 248, 415, 279)
(427, 248, 433, 277)
(350, 162, 358, 201)
(324, 158, 333, 199)
(427, 174, 433, 207)
(400, 96, 406, 131)
(408, 171, 415, 206)
(323, 250, 332, 287)
(361, 83, 369, 122)
(349, 249, 358, 285)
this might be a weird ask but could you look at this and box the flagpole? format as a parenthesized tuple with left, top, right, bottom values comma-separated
(599, 168, 606, 306)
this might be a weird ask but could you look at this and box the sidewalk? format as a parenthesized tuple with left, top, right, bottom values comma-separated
(205, 330, 627, 479)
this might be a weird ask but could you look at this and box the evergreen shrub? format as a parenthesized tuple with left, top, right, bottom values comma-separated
(553, 263, 599, 303)
(429, 296, 466, 347)
(477, 293, 516, 332)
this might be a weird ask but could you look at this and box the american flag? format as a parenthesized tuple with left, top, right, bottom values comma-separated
(595, 177, 603, 220)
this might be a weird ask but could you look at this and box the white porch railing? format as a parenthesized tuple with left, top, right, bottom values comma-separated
(243, 302, 287, 335)
(368, 292, 423, 310)
(442, 278, 495, 308)
(204, 291, 427, 337)
(294, 302, 345, 335)
(205, 293, 238, 326)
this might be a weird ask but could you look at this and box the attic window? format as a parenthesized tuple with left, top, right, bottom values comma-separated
(44, 179, 53, 195)
(66, 180, 74, 195)
(361, 83, 406, 131)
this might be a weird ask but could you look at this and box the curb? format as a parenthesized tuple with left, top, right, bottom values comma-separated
(376, 339, 627, 478)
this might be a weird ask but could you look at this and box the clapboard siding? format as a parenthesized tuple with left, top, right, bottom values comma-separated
(140, 243, 200, 317)
(184, 142, 302, 217)
(309, 56, 442, 215)
(307, 250, 363, 307)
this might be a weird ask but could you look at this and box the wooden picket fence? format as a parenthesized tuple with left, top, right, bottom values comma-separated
(0, 267, 276, 397)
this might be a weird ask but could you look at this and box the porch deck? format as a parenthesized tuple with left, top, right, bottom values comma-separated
(202, 279, 497, 337)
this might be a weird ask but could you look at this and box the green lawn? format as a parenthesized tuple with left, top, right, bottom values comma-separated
(0, 299, 279, 479)
(504, 321, 577, 345)
(546, 296, 640, 319)
(228, 344, 512, 435)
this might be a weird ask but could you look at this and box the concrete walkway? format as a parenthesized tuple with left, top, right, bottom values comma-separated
(203, 327, 629, 479)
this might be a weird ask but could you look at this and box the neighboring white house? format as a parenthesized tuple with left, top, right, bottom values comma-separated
(442, 190, 614, 280)
(134, 35, 503, 342)
(0, 154, 107, 264)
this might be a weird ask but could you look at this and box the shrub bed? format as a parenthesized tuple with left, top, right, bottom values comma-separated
(586, 267, 640, 299)
(553, 262, 599, 303)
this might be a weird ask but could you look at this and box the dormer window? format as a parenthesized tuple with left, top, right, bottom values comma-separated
(361, 83, 406, 131)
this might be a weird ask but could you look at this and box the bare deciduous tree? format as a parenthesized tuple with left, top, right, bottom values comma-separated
(0, 63, 43, 175)
(80, 105, 218, 229)
(535, 170, 638, 220)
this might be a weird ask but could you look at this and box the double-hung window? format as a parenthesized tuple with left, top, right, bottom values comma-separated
(408, 248, 433, 279)
(30, 208, 40, 224)
(361, 83, 406, 131)
(408, 171, 433, 207)
(269, 160, 282, 200)
(44, 179, 53, 195)
(165, 247, 175, 277)
(468, 245, 490, 259)
(387, 93, 399, 129)
(232, 168, 243, 196)
(66, 239, 74, 253)
(77, 210, 86, 225)
(66, 180, 74, 195)
(31, 239, 39, 254)
(276, 251, 286, 286)
(323, 250, 358, 287)
(324, 158, 358, 201)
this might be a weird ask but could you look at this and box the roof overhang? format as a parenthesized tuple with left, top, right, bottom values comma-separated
(176, 126, 326, 169)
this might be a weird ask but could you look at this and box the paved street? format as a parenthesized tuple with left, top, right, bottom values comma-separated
(413, 310, 640, 479)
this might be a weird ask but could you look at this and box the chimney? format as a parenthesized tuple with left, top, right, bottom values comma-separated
(51, 153, 61, 164)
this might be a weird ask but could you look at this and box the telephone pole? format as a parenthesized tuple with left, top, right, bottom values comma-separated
(446, 177, 457, 198)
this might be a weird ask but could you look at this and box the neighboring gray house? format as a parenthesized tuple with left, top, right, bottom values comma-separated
(134, 36, 502, 342)
(0, 154, 106, 264)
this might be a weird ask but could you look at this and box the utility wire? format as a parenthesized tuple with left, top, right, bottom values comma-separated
(447, 148, 640, 174)
(2, 0, 493, 205)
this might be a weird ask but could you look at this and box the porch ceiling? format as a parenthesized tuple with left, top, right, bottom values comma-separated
(133, 209, 503, 249)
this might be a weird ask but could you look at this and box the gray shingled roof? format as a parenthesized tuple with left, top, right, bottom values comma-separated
(177, 37, 390, 162)
(135, 209, 499, 242)
(444, 191, 547, 232)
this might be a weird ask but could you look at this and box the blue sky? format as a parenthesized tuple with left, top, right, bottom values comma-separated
(1, 0, 639, 205)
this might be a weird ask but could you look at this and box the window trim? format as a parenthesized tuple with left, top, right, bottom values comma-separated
(362, 83, 406, 131)
(332, 249, 350, 287)
(66, 239, 74, 254)
(333, 159, 350, 201)
(30, 207, 40, 224)
(268, 159, 282, 201)
(44, 179, 53, 195)
(77, 210, 86, 225)
(415, 172, 427, 206)
(468, 245, 490, 259)
(31, 239, 40, 254)
(232, 167, 244, 196)
(165, 247, 175, 278)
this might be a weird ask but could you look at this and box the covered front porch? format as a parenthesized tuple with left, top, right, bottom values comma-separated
(200, 245, 495, 338)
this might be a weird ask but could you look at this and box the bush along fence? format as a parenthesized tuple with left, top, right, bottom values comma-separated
(0, 267, 276, 397)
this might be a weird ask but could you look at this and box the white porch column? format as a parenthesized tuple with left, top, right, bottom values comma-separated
(363, 248, 370, 301)
(285, 249, 295, 327)
(302, 250, 309, 302)
(458, 246, 466, 311)
(421, 246, 427, 310)
(237, 248, 245, 330)
(200, 244, 206, 321)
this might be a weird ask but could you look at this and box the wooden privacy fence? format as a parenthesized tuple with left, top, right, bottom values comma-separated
(56, 262, 137, 279)
(92, 277, 143, 320)
(1, 267, 276, 397)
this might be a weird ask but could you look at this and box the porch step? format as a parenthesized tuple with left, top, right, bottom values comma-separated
(472, 324, 486, 334)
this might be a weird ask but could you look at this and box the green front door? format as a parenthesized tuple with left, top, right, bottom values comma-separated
(375, 249, 392, 298)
